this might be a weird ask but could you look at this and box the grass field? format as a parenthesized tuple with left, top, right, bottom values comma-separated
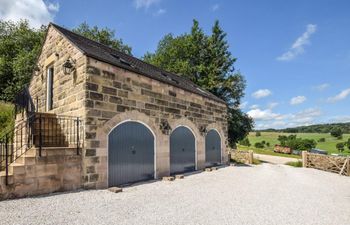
(238, 132, 350, 156)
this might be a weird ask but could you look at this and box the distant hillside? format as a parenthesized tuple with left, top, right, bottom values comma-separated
(258, 122, 350, 134)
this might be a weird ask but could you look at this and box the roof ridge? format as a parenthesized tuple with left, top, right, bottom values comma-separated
(49, 23, 226, 104)
(50, 23, 191, 80)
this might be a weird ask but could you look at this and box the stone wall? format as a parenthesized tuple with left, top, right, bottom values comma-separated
(27, 26, 87, 118)
(83, 57, 228, 188)
(0, 147, 82, 200)
(230, 150, 253, 164)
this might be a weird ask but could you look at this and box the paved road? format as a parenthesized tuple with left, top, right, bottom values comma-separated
(254, 153, 300, 164)
(0, 164, 349, 225)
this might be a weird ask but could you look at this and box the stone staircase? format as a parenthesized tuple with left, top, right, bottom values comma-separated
(0, 147, 82, 199)
(0, 112, 83, 200)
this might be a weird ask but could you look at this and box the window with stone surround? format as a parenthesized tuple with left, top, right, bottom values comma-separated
(46, 66, 54, 111)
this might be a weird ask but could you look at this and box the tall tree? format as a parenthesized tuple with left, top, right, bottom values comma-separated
(0, 20, 132, 102)
(144, 20, 254, 146)
(0, 20, 46, 101)
(72, 22, 132, 54)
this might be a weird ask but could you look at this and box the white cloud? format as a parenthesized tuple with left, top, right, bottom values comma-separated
(249, 104, 259, 110)
(290, 108, 321, 124)
(252, 89, 272, 99)
(0, 0, 59, 28)
(247, 108, 282, 121)
(329, 115, 350, 123)
(267, 102, 279, 109)
(290, 96, 306, 105)
(212, 4, 220, 11)
(47, 2, 59, 12)
(134, 0, 161, 9)
(314, 83, 329, 91)
(251, 107, 322, 129)
(327, 88, 350, 103)
(277, 24, 317, 61)
(153, 8, 166, 16)
(239, 101, 248, 109)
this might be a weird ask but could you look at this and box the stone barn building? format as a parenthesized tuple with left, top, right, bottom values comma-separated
(0, 23, 228, 198)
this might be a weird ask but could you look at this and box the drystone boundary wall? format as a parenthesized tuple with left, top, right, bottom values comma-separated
(230, 150, 253, 164)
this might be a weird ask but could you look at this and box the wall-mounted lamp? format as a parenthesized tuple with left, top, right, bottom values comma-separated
(199, 125, 207, 136)
(63, 58, 76, 75)
(34, 64, 42, 76)
(160, 120, 172, 135)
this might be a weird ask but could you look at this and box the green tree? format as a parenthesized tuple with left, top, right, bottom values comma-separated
(336, 143, 345, 153)
(346, 138, 350, 151)
(72, 22, 132, 54)
(0, 20, 132, 102)
(330, 127, 343, 138)
(254, 142, 264, 148)
(239, 137, 251, 147)
(0, 20, 46, 101)
(227, 108, 254, 147)
(0, 102, 14, 134)
(144, 20, 253, 146)
(318, 137, 325, 142)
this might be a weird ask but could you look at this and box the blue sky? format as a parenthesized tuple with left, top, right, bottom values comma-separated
(1, 0, 350, 129)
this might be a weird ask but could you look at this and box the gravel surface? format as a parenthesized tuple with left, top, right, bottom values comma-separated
(1, 164, 349, 225)
(254, 153, 300, 164)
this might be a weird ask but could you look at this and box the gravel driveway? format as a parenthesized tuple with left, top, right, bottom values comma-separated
(254, 153, 300, 164)
(1, 164, 349, 225)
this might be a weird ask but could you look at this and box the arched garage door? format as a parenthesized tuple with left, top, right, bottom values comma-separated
(170, 126, 196, 175)
(205, 129, 221, 167)
(108, 121, 154, 186)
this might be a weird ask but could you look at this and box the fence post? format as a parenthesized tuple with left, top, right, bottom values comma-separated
(39, 114, 42, 157)
(347, 157, 350, 176)
(76, 117, 79, 155)
(5, 134, 8, 185)
(302, 151, 307, 168)
(248, 150, 253, 164)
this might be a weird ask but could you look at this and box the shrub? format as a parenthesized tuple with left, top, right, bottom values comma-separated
(277, 134, 316, 151)
(254, 142, 264, 148)
(266, 142, 270, 147)
(252, 158, 262, 165)
(330, 127, 343, 138)
(336, 143, 345, 152)
(255, 131, 261, 137)
(285, 161, 303, 167)
(261, 140, 266, 144)
(239, 137, 251, 147)
(0, 102, 14, 135)
(318, 138, 326, 142)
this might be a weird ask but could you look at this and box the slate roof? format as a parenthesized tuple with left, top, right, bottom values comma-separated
(50, 23, 225, 104)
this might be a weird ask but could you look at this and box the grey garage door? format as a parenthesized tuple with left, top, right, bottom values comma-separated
(108, 121, 154, 186)
(170, 126, 196, 175)
(205, 129, 221, 167)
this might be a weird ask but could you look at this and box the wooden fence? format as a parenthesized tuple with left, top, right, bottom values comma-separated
(302, 151, 350, 176)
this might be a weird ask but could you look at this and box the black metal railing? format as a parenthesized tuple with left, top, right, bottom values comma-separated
(0, 112, 83, 185)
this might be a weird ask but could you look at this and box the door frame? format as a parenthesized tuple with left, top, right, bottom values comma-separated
(205, 128, 223, 164)
(169, 125, 198, 171)
(107, 119, 157, 187)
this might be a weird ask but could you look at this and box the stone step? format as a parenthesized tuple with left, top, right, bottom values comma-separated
(8, 163, 26, 175)
(0, 171, 14, 185)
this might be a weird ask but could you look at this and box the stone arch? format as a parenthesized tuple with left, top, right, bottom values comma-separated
(206, 123, 227, 164)
(168, 117, 205, 170)
(94, 110, 164, 187)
